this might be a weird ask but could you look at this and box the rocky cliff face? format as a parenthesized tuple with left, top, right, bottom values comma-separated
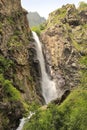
(41, 4, 87, 98)
(0, 0, 42, 129)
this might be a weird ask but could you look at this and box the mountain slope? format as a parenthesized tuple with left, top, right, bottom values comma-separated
(27, 12, 46, 27)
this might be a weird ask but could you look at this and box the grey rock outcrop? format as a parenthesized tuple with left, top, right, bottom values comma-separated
(40, 4, 87, 98)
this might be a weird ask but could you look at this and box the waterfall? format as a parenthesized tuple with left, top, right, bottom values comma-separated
(16, 32, 58, 130)
(32, 31, 58, 104)
(16, 118, 26, 130)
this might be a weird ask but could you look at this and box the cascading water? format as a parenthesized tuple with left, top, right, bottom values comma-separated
(16, 31, 58, 130)
(16, 112, 34, 130)
(32, 31, 58, 104)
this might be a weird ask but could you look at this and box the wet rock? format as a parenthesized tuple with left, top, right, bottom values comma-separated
(51, 89, 70, 105)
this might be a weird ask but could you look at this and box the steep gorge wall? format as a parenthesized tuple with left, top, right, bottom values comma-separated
(22, 3, 87, 130)
(0, 0, 42, 129)
(41, 4, 87, 99)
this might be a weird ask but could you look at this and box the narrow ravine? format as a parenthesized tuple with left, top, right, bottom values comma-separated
(16, 31, 58, 130)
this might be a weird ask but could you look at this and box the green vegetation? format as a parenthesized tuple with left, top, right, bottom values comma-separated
(7, 34, 23, 47)
(0, 74, 30, 114)
(23, 2, 87, 130)
(0, 22, 2, 28)
(0, 22, 3, 33)
(0, 55, 29, 105)
(22, 101, 41, 118)
(14, 30, 21, 36)
(7, 16, 14, 24)
(80, 56, 87, 68)
(0, 55, 13, 74)
(0, 74, 21, 101)
(69, 22, 87, 90)
(23, 89, 87, 130)
(31, 24, 46, 36)
(71, 25, 87, 51)
(31, 26, 41, 36)
(80, 69, 87, 89)
(28, 101, 40, 112)
(0, 113, 9, 130)
(79, 56, 87, 89)
(78, 1, 87, 10)
(47, 6, 67, 27)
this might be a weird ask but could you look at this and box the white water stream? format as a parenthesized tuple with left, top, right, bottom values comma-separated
(16, 112, 34, 130)
(32, 31, 58, 104)
(16, 31, 58, 130)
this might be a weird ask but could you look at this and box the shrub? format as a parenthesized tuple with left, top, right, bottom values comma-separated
(31, 26, 41, 36)
(0, 74, 21, 101)
(78, 1, 87, 10)
(0, 55, 13, 74)
(79, 56, 87, 89)
(7, 16, 14, 24)
(31, 23, 46, 36)
(23, 89, 87, 130)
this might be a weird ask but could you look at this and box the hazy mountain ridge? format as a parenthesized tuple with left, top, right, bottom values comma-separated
(27, 12, 46, 27)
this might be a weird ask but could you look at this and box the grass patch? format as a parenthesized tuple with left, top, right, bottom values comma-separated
(0, 55, 14, 74)
(7, 16, 14, 24)
(31, 23, 46, 36)
(80, 56, 87, 67)
(7, 35, 23, 47)
(46, 6, 67, 27)
(78, 1, 87, 10)
(0, 74, 21, 101)
(31, 26, 41, 36)
(79, 56, 87, 89)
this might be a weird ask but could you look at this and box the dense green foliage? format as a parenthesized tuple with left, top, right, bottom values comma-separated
(0, 55, 30, 111)
(31, 26, 41, 36)
(78, 1, 87, 10)
(31, 24, 46, 36)
(79, 56, 87, 89)
(0, 55, 13, 74)
(23, 89, 87, 130)
(0, 74, 21, 101)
